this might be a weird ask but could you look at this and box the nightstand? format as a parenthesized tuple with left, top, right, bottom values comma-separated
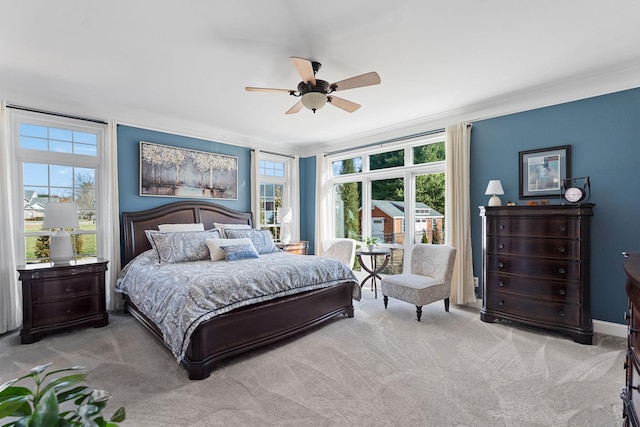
(276, 241, 309, 255)
(18, 258, 109, 344)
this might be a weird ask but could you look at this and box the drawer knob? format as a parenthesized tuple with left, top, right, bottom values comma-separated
(66, 309, 71, 314)
(558, 310, 565, 317)
(558, 289, 566, 295)
(498, 262, 504, 268)
(499, 300, 505, 306)
(558, 247, 566, 253)
(498, 243, 504, 249)
(499, 224, 505, 230)
(558, 268, 566, 274)
(65, 287, 71, 292)
(558, 225, 567, 231)
(499, 281, 504, 287)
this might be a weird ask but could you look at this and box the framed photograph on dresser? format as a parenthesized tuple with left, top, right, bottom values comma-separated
(519, 145, 571, 199)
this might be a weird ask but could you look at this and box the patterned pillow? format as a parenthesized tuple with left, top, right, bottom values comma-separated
(145, 230, 220, 263)
(221, 243, 259, 261)
(224, 229, 279, 254)
(213, 222, 251, 238)
(205, 237, 254, 261)
(158, 223, 205, 232)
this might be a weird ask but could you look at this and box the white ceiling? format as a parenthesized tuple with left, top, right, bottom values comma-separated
(1, 0, 640, 157)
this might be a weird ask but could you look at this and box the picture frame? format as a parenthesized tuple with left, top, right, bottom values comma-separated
(519, 145, 571, 199)
(139, 141, 238, 200)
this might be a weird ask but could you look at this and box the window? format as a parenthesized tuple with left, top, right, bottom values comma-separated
(257, 155, 292, 240)
(325, 138, 446, 274)
(12, 110, 104, 264)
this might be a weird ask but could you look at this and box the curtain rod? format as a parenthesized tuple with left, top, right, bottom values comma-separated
(324, 128, 446, 157)
(7, 104, 107, 125)
(251, 148, 295, 159)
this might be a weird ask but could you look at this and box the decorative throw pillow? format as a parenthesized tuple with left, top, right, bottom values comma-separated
(158, 223, 205, 232)
(206, 237, 254, 261)
(221, 243, 259, 261)
(213, 222, 251, 238)
(145, 230, 220, 263)
(224, 229, 279, 254)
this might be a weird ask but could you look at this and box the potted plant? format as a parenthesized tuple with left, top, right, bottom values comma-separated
(0, 363, 126, 427)
(363, 236, 380, 252)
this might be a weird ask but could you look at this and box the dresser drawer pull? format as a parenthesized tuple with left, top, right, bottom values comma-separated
(499, 300, 505, 306)
(558, 268, 566, 274)
(498, 243, 504, 249)
(499, 224, 505, 230)
(499, 281, 504, 287)
(558, 310, 565, 317)
(558, 247, 566, 253)
(65, 287, 71, 292)
(558, 225, 567, 231)
(498, 262, 504, 268)
(558, 289, 566, 295)
(66, 309, 71, 314)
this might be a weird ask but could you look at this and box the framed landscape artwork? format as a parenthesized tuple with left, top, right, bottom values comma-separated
(519, 145, 571, 199)
(139, 141, 238, 200)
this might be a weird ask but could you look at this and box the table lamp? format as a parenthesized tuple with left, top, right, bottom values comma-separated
(277, 206, 293, 244)
(485, 180, 505, 206)
(43, 202, 79, 264)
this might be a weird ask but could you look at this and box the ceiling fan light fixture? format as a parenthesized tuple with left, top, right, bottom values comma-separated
(301, 92, 327, 113)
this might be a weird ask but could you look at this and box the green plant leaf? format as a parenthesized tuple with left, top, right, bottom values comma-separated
(57, 386, 89, 404)
(109, 407, 126, 422)
(0, 395, 31, 418)
(39, 374, 86, 398)
(30, 388, 59, 427)
(29, 363, 52, 377)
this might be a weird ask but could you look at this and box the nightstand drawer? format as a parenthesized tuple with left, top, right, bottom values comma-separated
(486, 272, 580, 303)
(32, 277, 99, 303)
(487, 217, 578, 238)
(31, 296, 101, 327)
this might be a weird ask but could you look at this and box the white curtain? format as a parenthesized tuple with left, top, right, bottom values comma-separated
(314, 154, 330, 255)
(0, 102, 21, 333)
(290, 155, 300, 242)
(101, 121, 121, 310)
(250, 149, 260, 220)
(445, 122, 476, 305)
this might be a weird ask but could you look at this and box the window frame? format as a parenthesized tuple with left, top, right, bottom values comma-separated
(10, 109, 105, 264)
(256, 153, 293, 240)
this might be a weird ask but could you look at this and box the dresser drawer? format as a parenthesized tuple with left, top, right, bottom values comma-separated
(487, 217, 578, 238)
(485, 292, 581, 326)
(31, 276, 99, 303)
(488, 256, 580, 281)
(486, 272, 580, 303)
(31, 296, 101, 327)
(487, 236, 580, 259)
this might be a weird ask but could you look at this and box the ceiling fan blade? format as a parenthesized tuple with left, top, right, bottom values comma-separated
(328, 96, 361, 113)
(245, 87, 293, 93)
(285, 101, 303, 114)
(290, 57, 316, 86)
(330, 71, 381, 91)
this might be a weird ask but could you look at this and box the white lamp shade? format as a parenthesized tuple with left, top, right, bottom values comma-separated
(484, 180, 505, 196)
(301, 92, 327, 111)
(277, 206, 293, 223)
(43, 202, 79, 229)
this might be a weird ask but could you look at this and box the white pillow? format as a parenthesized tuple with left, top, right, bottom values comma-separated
(213, 222, 251, 237)
(158, 223, 205, 232)
(206, 237, 255, 261)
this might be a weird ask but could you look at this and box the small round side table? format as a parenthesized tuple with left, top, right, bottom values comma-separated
(356, 248, 391, 299)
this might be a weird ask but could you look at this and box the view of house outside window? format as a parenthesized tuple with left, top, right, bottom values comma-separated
(329, 138, 446, 274)
(258, 157, 289, 240)
(15, 115, 102, 264)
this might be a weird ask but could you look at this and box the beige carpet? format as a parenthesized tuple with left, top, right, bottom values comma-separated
(0, 288, 627, 427)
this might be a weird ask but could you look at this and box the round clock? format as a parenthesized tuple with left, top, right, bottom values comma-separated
(563, 186, 585, 203)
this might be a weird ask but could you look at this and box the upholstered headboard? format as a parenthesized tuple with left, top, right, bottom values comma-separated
(121, 201, 254, 265)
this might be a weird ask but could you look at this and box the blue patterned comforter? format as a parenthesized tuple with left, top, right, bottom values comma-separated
(116, 250, 361, 361)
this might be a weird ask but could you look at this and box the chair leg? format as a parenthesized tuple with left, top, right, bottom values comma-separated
(383, 295, 388, 309)
(416, 306, 422, 321)
(444, 298, 450, 312)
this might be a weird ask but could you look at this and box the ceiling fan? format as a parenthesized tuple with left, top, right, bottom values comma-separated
(245, 57, 381, 114)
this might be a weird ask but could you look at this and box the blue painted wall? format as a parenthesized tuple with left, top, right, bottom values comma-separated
(299, 156, 317, 254)
(116, 125, 251, 214)
(298, 87, 640, 324)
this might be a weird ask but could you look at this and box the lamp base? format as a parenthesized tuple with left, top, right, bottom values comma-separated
(488, 195, 502, 206)
(50, 230, 74, 264)
(280, 223, 291, 244)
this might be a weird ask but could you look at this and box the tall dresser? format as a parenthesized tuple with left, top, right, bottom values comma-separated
(479, 204, 594, 344)
(623, 252, 640, 427)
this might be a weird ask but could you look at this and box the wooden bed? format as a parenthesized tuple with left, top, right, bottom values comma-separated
(121, 200, 355, 380)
